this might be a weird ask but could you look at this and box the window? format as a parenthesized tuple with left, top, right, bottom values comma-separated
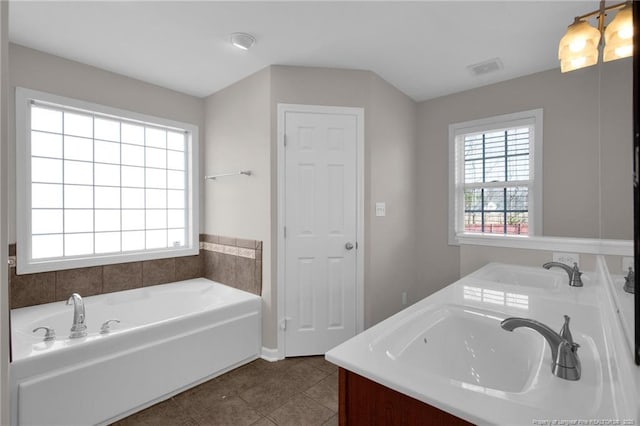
(448, 109, 542, 245)
(16, 88, 199, 273)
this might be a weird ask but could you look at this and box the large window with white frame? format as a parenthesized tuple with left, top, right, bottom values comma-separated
(16, 88, 199, 274)
(448, 109, 542, 245)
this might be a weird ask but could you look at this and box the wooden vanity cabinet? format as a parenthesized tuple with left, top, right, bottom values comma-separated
(338, 368, 472, 426)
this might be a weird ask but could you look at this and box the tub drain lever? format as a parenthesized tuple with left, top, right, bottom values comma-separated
(100, 319, 121, 334)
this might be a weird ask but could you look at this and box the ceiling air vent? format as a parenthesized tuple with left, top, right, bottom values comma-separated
(467, 58, 503, 77)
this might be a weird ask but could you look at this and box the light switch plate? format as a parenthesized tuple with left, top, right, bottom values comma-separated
(375, 202, 386, 217)
(553, 252, 579, 267)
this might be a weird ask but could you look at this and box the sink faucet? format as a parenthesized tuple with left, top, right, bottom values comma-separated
(501, 315, 581, 381)
(66, 293, 87, 338)
(543, 262, 583, 287)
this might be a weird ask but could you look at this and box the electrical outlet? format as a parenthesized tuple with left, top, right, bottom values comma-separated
(552, 252, 579, 267)
(622, 257, 634, 273)
(375, 202, 386, 217)
(401, 291, 407, 306)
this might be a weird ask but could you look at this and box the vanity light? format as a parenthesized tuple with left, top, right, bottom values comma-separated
(230, 32, 256, 51)
(603, 3, 633, 62)
(558, 1, 633, 73)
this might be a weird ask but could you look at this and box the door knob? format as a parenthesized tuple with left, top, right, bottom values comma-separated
(345, 242, 354, 250)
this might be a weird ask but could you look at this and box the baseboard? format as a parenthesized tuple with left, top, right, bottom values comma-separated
(261, 347, 282, 362)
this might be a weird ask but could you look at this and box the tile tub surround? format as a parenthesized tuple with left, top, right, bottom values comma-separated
(8, 235, 263, 309)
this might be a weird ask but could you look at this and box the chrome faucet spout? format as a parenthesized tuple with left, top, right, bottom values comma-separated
(543, 262, 583, 287)
(501, 315, 581, 381)
(66, 293, 87, 338)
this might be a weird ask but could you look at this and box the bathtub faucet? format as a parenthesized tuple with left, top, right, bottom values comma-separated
(66, 293, 87, 338)
(501, 315, 580, 381)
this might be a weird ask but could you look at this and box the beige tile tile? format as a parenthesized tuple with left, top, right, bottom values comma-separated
(175, 255, 201, 281)
(217, 253, 236, 286)
(215, 363, 272, 395)
(103, 262, 142, 293)
(10, 269, 56, 309)
(202, 250, 218, 281)
(188, 394, 261, 426)
(142, 258, 176, 286)
(238, 374, 300, 416)
(200, 234, 219, 243)
(236, 238, 256, 249)
(55, 266, 103, 300)
(250, 417, 277, 426)
(267, 394, 334, 426)
(300, 356, 339, 375)
(303, 373, 338, 412)
(323, 414, 339, 426)
(112, 398, 197, 426)
(236, 257, 258, 295)
(218, 236, 237, 247)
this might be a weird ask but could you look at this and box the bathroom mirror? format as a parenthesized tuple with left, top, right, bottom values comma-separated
(633, 0, 639, 366)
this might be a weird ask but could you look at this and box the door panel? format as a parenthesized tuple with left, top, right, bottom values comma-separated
(284, 111, 358, 356)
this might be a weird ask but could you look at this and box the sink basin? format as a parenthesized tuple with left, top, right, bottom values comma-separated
(375, 305, 545, 393)
(469, 263, 564, 290)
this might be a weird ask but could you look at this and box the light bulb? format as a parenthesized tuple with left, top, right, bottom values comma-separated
(615, 45, 633, 57)
(618, 26, 633, 40)
(571, 57, 586, 68)
(569, 39, 587, 52)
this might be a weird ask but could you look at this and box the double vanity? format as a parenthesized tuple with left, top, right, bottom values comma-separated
(326, 260, 639, 424)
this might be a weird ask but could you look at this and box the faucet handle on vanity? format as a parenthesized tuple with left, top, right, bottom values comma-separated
(570, 263, 583, 287)
(100, 319, 121, 334)
(559, 315, 579, 349)
(624, 267, 635, 294)
(33, 326, 56, 342)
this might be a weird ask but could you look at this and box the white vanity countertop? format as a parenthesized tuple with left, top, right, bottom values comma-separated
(326, 261, 639, 425)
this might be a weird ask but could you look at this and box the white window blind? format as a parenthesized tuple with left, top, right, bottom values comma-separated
(449, 109, 542, 245)
(16, 88, 199, 273)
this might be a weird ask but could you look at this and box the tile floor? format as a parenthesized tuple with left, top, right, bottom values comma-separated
(112, 356, 339, 426)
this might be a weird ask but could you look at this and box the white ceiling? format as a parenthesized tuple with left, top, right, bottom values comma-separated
(8, 1, 598, 101)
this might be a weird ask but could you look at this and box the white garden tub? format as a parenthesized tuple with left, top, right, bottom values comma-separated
(10, 278, 262, 426)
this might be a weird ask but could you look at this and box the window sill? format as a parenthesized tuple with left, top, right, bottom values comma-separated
(452, 233, 632, 256)
(16, 246, 199, 275)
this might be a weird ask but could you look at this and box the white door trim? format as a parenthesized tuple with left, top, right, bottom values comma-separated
(276, 103, 364, 359)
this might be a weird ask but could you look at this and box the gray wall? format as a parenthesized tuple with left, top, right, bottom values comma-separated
(417, 60, 633, 284)
(203, 67, 273, 347)
(7, 44, 206, 243)
(204, 65, 419, 350)
(270, 65, 418, 336)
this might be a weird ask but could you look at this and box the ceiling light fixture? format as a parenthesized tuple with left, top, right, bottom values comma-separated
(230, 32, 256, 51)
(558, 1, 633, 73)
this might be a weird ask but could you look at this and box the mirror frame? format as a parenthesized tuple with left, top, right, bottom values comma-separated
(634, 0, 639, 366)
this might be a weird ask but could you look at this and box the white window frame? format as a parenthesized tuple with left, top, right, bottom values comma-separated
(16, 87, 199, 274)
(448, 109, 543, 246)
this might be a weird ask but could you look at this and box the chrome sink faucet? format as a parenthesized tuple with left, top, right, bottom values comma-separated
(543, 262, 583, 287)
(66, 293, 87, 338)
(501, 315, 580, 381)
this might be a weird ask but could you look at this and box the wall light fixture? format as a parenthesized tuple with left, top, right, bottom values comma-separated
(558, 1, 633, 72)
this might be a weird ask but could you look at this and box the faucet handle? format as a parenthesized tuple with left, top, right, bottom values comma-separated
(624, 267, 635, 294)
(559, 315, 574, 344)
(33, 326, 56, 342)
(100, 319, 121, 334)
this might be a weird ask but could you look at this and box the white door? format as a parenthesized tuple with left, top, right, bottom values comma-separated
(283, 110, 359, 356)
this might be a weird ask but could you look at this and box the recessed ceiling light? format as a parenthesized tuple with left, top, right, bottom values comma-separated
(230, 32, 256, 51)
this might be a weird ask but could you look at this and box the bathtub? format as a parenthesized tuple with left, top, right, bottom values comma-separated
(9, 278, 262, 426)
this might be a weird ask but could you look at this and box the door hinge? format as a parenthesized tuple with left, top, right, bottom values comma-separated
(284, 226, 287, 238)
(356, 242, 359, 249)
(284, 134, 287, 147)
